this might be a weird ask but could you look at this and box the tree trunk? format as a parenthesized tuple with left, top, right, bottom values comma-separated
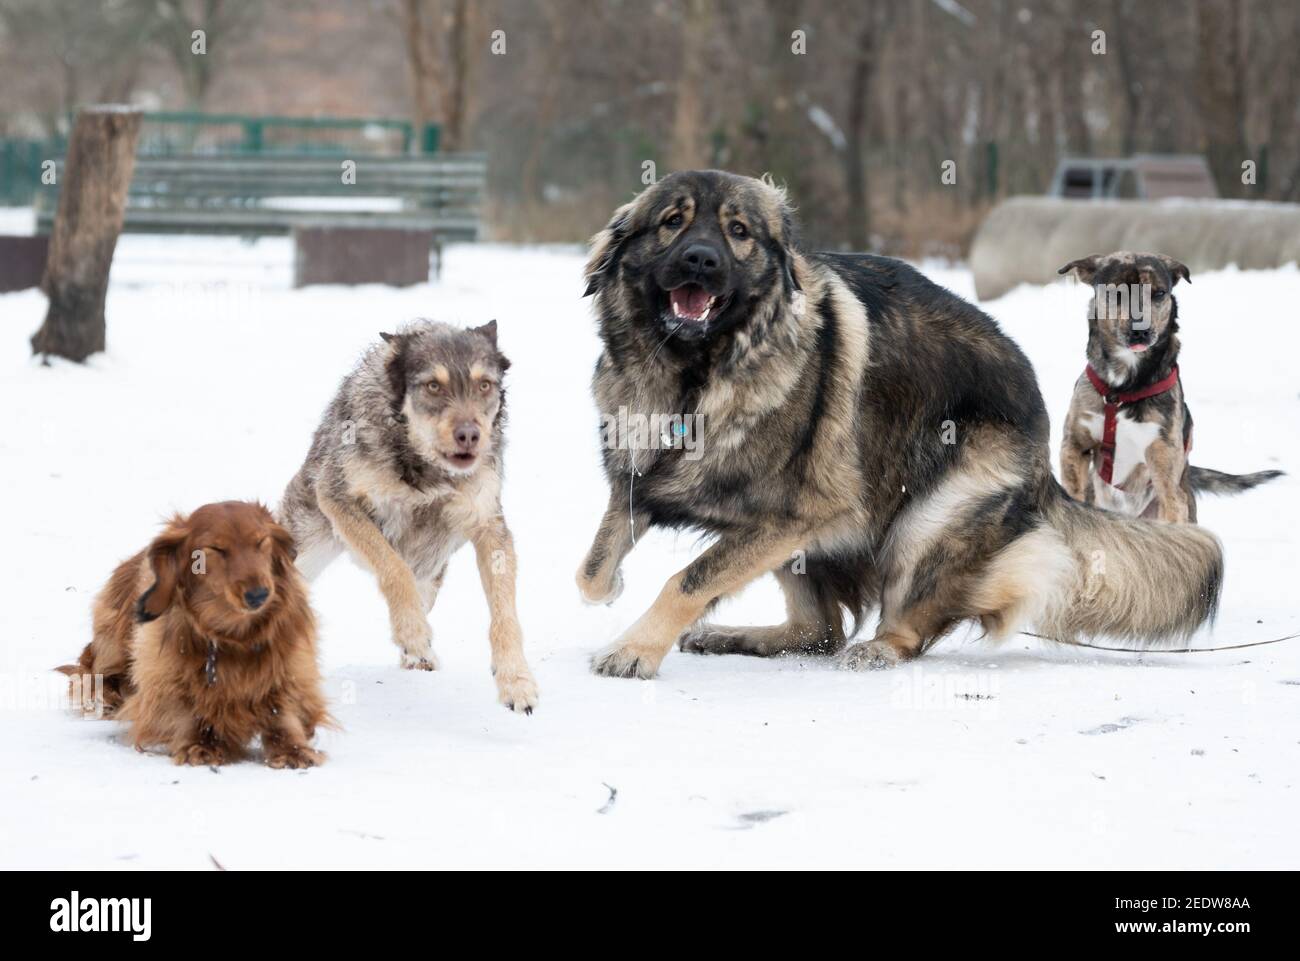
(1110, 0, 1143, 156)
(400, 0, 441, 145)
(670, 0, 710, 171)
(1196, 0, 1248, 199)
(521, 0, 567, 207)
(30, 106, 142, 363)
(441, 0, 473, 152)
(845, 19, 877, 251)
(1057, 1, 1091, 155)
(398, 0, 477, 152)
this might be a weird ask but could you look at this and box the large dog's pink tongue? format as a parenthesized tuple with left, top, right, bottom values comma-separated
(670, 284, 712, 321)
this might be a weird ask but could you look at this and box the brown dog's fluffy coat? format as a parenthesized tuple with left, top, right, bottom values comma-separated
(61, 502, 330, 768)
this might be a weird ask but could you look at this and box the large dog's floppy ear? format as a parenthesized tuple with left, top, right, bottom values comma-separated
(778, 208, 802, 296)
(471, 319, 511, 372)
(583, 201, 636, 297)
(1058, 255, 1102, 285)
(759, 174, 802, 295)
(136, 515, 190, 622)
(1158, 256, 1191, 286)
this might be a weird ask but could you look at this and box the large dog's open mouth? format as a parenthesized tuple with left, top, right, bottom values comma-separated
(668, 283, 719, 324)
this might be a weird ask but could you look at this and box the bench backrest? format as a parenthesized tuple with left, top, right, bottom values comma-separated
(36, 153, 486, 236)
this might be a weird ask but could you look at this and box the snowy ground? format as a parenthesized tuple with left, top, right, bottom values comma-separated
(1, 215, 1297, 869)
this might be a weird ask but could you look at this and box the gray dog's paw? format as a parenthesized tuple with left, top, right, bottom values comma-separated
(839, 640, 902, 671)
(400, 651, 440, 671)
(496, 669, 539, 714)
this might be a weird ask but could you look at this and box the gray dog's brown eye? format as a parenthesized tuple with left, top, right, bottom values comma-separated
(665, 213, 684, 228)
(479, 380, 492, 393)
(427, 382, 441, 394)
(730, 222, 748, 238)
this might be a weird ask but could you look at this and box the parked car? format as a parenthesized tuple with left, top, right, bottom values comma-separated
(1047, 154, 1218, 200)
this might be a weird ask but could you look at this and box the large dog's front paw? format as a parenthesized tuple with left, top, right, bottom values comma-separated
(681, 623, 846, 658)
(577, 567, 624, 606)
(494, 666, 539, 714)
(679, 624, 747, 655)
(840, 639, 902, 671)
(590, 639, 663, 679)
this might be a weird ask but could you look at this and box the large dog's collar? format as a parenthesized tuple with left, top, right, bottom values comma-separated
(1084, 364, 1181, 486)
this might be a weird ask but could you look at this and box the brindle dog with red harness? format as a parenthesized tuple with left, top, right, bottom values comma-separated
(1059, 251, 1281, 522)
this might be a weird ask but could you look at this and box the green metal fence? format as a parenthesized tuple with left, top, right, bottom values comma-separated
(0, 136, 65, 206)
(0, 111, 440, 206)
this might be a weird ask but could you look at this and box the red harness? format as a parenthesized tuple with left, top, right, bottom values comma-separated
(1083, 364, 1182, 486)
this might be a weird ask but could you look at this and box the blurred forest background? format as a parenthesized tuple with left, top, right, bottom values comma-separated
(1, 0, 1297, 255)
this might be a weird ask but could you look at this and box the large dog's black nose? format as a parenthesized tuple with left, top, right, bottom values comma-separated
(244, 587, 270, 609)
(454, 423, 481, 450)
(680, 242, 721, 276)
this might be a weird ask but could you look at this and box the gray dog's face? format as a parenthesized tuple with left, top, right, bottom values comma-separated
(382, 321, 509, 475)
(584, 170, 799, 342)
(1059, 251, 1189, 363)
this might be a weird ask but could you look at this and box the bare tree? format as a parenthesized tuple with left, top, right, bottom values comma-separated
(843, 3, 892, 250)
(1108, 0, 1142, 156)
(0, 0, 155, 134)
(1055, 0, 1092, 155)
(670, 0, 711, 171)
(150, 0, 264, 110)
(30, 107, 142, 363)
(398, 0, 483, 151)
(1196, 0, 1249, 198)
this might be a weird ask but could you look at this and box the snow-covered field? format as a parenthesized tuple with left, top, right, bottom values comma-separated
(1, 216, 1296, 869)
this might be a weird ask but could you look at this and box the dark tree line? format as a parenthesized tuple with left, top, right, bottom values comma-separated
(2, 0, 1297, 253)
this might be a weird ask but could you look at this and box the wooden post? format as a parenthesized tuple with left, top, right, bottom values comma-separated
(30, 106, 142, 363)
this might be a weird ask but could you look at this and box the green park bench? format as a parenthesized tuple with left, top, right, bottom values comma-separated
(34, 152, 486, 272)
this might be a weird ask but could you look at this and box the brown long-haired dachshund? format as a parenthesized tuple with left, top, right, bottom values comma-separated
(61, 501, 330, 768)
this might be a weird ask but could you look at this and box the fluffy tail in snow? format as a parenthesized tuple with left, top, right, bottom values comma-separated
(1029, 486, 1224, 645)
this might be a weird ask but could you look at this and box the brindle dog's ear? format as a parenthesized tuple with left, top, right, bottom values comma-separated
(471, 320, 510, 371)
(471, 319, 498, 347)
(584, 201, 636, 297)
(1058, 255, 1102, 285)
(1159, 256, 1191, 286)
(382, 331, 409, 400)
(136, 516, 190, 622)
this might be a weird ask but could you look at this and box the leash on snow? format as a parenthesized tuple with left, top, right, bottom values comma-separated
(1019, 630, 1300, 654)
